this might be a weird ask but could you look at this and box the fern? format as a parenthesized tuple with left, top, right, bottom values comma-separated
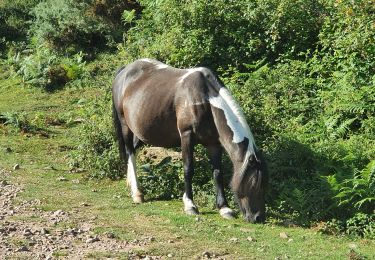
(334, 161, 375, 214)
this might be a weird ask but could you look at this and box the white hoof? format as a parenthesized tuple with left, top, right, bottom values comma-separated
(185, 207, 199, 215)
(132, 192, 144, 204)
(219, 207, 235, 219)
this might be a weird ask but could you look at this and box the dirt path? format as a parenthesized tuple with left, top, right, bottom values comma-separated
(0, 168, 160, 259)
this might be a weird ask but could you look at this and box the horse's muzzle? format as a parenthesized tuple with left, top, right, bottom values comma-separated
(245, 212, 265, 223)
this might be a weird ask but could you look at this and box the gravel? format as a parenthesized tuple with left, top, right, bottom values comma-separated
(0, 169, 161, 259)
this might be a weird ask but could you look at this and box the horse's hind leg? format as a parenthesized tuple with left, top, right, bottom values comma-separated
(180, 130, 199, 215)
(207, 145, 234, 219)
(122, 124, 144, 203)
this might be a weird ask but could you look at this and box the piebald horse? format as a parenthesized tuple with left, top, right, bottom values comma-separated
(112, 58, 267, 223)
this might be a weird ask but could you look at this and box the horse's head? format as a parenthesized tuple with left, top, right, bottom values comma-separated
(232, 151, 267, 223)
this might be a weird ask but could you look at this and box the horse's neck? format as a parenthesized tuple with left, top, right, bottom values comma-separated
(210, 107, 251, 171)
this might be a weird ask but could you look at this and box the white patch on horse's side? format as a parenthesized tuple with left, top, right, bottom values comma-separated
(127, 154, 141, 198)
(183, 193, 196, 211)
(179, 68, 205, 83)
(139, 58, 168, 69)
(139, 58, 156, 63)
(156, 63, 169, 69)
(209, 88, 256, 154)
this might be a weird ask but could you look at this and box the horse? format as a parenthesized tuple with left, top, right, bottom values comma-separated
(112, 58, 267, 223)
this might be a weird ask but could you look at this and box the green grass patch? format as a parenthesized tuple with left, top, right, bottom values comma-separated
(1, 77, 374, 259)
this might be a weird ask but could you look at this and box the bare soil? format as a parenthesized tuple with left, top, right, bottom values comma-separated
(0, 168, 160, 259)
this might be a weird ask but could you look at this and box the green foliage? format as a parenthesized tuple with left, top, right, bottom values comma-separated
(11, 45, 87, 90)
(0, 0, 40, 55)
(125, 0, 325, 68)
(0, 111, 47, 135)
(70, 92, 124, 179)
(28, 0, 140, 54)
(1, 0, 373, 236)
(29, 0, 108, 53)
(345, 213, 375, 239)
(138, 157, 184, 200)
(331, 161, 375, 214)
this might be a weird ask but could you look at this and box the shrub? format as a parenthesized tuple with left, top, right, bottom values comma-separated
(125, 0, 325, 69)
(345, 213, 375, 238)
(28, 0, 140, 54)
(0, 0, 40, 55)
(30, 0, 109, 53)
(70, 91, 124, 179)
(138, 156, 184, 200)
(0, 112, 48, 136)
(12, 44, 87, 90)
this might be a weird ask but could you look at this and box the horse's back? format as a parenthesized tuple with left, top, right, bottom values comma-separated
(113, 59, 219, 147)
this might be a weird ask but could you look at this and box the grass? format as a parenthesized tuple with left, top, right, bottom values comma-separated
(1, 75, 374, 259)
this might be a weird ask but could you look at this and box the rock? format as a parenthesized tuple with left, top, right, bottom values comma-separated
(167, 253, 173, 258)
(13, 164, 20, 170)
(85, 236, 100, 243)
(230, 237, 239, 243)
(106, 232, 115, 239)
(40, 228, 49, 235)
(80, 202, 89, 207)
(247, 236, 256, 242)
(57, 176, 67, 181)
(8, 226, 17, 232)
(16, 246, 29, 252)
(23, 228, 33, 237)
(168, 239, 174, 243)
(53, 210, 64, 217)
(202, 251, 211, 258)
(65, 228, 77, 236)
(43, 166, 57, 171)
(72, 179, 80, 184)
(280, 232, 289, 239)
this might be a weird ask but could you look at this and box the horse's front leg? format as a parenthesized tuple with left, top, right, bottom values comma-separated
(180, 130, 199, 215)
(207, 145, 235, 219)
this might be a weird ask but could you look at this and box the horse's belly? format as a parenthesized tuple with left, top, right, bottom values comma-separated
(131, 117, 181, 148)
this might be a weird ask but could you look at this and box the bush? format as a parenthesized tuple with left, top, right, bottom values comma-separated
(138, 156, 184, 200)
(345, 213, 375, 238)
(28, 0, 140, 54)
(0, 0, 40, 56)
(70, 90, 124, 179)
(11, 43, 87, 90)
(29, 0, 109, 53)
(125, 0, 325, 69)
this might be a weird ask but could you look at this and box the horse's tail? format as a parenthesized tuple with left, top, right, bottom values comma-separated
(112, 97, 128, 163)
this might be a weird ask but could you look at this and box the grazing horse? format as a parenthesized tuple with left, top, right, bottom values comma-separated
(112, 58, 267, 223)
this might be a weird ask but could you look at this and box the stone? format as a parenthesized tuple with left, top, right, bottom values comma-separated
(13, 164, 20, 170)
(16, 246, 29, 252)
(280, 232, 288, 239)
(247, 236, 256, 242)
(202, 251, 211, 258)
(57, 176, 67, 181)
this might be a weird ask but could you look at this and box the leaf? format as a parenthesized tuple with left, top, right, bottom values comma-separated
(122, 9, 136, 24)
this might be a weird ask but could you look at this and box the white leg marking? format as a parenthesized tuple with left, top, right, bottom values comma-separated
(127, 154, 142, 202)
(183, 193, 197, 211)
